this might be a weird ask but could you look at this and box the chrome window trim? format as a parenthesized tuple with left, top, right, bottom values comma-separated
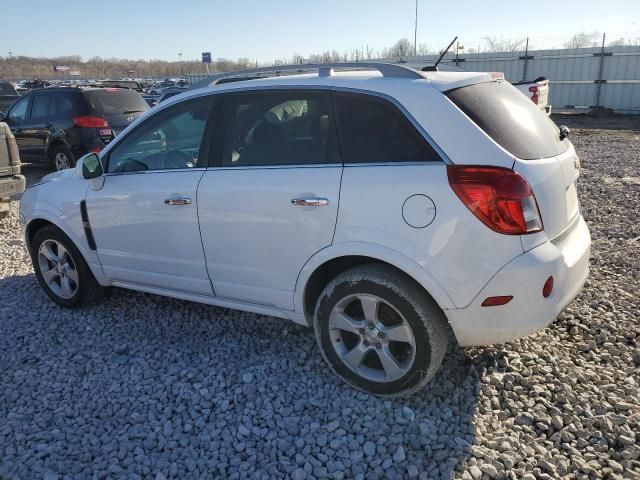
(103, 167, 207, 177)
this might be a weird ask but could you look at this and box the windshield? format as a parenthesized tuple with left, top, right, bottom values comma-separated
(84, 89, 149, 115)
(446, 80, 569, 160)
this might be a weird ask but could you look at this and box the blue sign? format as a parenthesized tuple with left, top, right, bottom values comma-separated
(201, 52, 212, 64)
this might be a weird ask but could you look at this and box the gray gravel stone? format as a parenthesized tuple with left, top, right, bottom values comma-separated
(0, 120, 639, 479)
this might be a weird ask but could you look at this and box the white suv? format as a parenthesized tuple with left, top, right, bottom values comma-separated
(19, 63, 590, 396)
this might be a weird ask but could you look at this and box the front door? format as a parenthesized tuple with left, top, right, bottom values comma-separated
(5, 96, 31, 159)
(86, 96, 217, 295)
(20, 92, 52, 161)
(198, 89, 342, 310)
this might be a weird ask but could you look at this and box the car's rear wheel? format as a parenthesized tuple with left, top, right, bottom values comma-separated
(31, 225, 103, 307)
(314, 264, 448, 397)
(50, 145, 75, 171)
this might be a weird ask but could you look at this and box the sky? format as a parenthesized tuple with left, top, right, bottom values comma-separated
(1, 0, 639, 62)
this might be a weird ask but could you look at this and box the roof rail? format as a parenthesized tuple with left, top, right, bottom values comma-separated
(189, 62, 425, 90)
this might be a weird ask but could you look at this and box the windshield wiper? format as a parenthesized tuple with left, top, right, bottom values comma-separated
(123, 109, 144, 114)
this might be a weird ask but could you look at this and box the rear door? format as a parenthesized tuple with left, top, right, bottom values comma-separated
(197, 89, 342, 310)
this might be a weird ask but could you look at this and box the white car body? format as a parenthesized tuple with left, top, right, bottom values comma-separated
(20, 65, 589, 351)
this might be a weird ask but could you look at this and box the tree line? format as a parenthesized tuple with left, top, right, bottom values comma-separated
(1, 33, 638, 80)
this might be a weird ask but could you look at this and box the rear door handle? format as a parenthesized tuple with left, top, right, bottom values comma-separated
(291, 197, 329, 207)
(164, 197, 192, 206)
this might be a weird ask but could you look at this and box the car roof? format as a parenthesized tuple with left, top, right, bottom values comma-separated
(182, 69, 495, 101)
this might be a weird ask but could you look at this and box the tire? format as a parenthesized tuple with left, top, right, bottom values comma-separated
(314, 264, 448, 397)
(50, 144, 75, 171)
(30, 225, 104, 307)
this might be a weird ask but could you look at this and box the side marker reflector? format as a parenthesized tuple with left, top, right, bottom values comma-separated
(481, 295, 513, 307)
(543, 276, 554, 298)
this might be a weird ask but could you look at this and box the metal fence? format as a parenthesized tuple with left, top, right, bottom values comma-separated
(187, 44, 640, 114)
(397, 45, 640, 113)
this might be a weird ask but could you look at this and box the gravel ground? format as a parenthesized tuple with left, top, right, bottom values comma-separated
(0, 119, 638, 479)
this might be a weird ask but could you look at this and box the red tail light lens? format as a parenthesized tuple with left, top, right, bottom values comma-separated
(447, 165, 543, 235)
(73, 116, 109, 128)
(528, 85, 539, 104)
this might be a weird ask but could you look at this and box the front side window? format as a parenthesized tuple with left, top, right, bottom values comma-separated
(106, 98, 214, 173)
(335, 93, 442, 164)
(8, 97, 29, 122)
(220, 91, 338, 167)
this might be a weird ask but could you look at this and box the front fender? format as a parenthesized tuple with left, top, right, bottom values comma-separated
(294, 241, 456, 318)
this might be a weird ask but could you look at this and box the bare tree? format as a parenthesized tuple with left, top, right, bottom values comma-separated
(482, 36, 527, 53)
(563, 31, 599, 49)
(388, 38, 413, 59)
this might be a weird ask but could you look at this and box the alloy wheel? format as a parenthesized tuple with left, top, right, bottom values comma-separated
(37, 239, 79, 299)
(54, 152, 71, 170)
(328, 294, 416, 382)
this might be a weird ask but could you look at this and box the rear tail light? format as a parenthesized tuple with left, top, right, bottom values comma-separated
(89, 147, 102, 153)
(73, 116, 109, 128)
(528, 85, 539, 104)
(6, 133, 21, 167)
(447, 165, 543, 235)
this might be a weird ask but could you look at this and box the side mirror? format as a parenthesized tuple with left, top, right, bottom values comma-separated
(78, 153, 103, 179)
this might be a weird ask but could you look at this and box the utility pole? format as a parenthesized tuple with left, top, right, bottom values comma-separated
(414, 0, 418, 56)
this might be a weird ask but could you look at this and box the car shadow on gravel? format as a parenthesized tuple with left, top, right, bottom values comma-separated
(0, 272, 487, 479)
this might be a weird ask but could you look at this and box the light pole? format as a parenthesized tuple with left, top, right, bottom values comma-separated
(414, 0, 418, 56)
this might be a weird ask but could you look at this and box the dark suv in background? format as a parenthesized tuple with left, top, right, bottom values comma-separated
(0, 87, 149, 170)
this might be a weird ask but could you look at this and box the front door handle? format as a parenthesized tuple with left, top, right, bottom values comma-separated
(164, 197, 192, 206)
(291, 197, 329, 207)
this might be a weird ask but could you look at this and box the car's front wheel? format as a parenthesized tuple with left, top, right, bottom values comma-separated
(31, 225, 103, 307)
(314, 264, 448, 397)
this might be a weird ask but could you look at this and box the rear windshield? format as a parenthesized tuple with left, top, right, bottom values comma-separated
(0, 83, 17, 95)
(84, 89, 149, 115)
(446, 80, 568, 160)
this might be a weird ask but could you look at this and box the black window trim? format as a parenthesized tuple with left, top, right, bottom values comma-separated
(102, 94, 220, 175)
(209, 88, 342, 169)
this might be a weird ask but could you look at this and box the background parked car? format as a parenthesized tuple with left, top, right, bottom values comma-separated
(147, 80, 176, 95)
(0, 86, 149, 170)
(513, 76, 551, 115)
(157, 86, 188, 104)
(0, 82, 21, 114)
(0, 122, 25, 219)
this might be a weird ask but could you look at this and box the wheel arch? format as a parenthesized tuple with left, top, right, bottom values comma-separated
(24, 212, 108, 286)
(46, 138, 72, 161)
(295, 242, 456, 326)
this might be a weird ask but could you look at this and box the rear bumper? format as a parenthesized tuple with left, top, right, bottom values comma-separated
(0, 174, 25, 199)
(446, 216, 590, 346)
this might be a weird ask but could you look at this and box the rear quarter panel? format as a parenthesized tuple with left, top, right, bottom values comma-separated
(333, 163, 525, 308)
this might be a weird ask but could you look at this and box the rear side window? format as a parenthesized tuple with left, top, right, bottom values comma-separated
(219, 91, 339, 167)
(30, 95, 51, 120)
(55, 93, 87, 116)
(446, 81, 568, 160)
(334, 93, 441, 164)
(84, 89, 149, 115)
